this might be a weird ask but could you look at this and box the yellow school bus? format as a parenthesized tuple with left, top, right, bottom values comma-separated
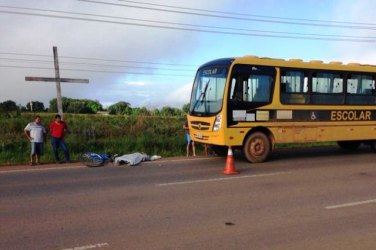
(187, 56, 376, 162)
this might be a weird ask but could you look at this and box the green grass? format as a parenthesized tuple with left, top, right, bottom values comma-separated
(275, 141, 336, 149)
(0, 113, 339, 166)
(0, 113, 194, 165)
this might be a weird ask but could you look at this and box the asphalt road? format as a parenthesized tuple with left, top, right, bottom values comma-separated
(1, 146, 376, 250)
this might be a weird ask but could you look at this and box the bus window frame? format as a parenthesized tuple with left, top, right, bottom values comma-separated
(228, 64, 276, 106)
(345, 72, 376, 105)
(227, 64, 276, 125)
(280, 68, 310, 105)
(310, 70, 345, 105)
(280, 69, 349, 106)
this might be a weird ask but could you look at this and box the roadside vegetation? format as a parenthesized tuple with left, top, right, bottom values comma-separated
(0, 98, 337, 165)
(0, 98, 203, 165)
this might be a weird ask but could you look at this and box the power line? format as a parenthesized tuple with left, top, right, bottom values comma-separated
(79, 0, 376, 31)
(3, 4, 375, 41)
(0, 7, 375, 42)
(0, 64, 193, 77)
(61, 56, 195, 68)
(0, 57, 196, 72)
(0, 4, 372, 42)
(0, 52, 196, 67)
(116, 0, 376, 28)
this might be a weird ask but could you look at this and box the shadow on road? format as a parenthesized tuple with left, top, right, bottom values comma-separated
(233, 144, 374, 163)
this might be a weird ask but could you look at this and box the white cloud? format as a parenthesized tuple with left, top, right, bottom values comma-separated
(166, 83, 192, 101)
(2, 0, 376, 111)
(159, 82, 192, 107)
(125, 81, 147, 87)
(0, 0, 212, 108)
(329, 0, 376, 64)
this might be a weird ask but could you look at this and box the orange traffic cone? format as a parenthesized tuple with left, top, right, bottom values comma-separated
(223, 146, 239, 175)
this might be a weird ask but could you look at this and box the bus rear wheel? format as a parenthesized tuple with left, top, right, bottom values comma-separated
(243, 132, 271, 163)
(337, 141, 361, 150)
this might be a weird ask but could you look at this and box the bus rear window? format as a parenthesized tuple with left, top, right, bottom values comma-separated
(346, 74, 376, 105)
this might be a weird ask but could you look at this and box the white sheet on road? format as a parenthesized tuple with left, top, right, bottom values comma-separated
(114, 153, 161, 166)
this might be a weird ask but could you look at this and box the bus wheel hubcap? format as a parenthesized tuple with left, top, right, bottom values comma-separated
(251, 139, 264, 156)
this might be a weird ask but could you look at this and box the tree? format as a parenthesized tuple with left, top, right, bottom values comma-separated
(182, 103, 190, 114)
(160, 106, 182, 116)
(108, 101, 131, 115)
(151, 108, 161, 116)
(49, 98, 103, 114)
(49, 97, 71, 113)
(0, 100, 20, 117)
(85, 99, 103, 113)
(0, 100, 19, 112)
(26, 101, 45, 112)
(130, 107, 151, 116)
(138, 107, 151, 116)
(48, 98, 57, 112)
(66, 100, 93, 114)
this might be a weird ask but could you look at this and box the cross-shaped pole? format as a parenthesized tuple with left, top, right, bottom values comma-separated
(25, 46, 89, 120)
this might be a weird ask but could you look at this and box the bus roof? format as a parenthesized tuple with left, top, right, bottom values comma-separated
(232, 55, 376, 73)
(199, 58, 235, 68)
(198, 56, 376, 73)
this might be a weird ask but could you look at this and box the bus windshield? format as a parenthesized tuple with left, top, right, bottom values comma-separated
(189, 66, 228, 116)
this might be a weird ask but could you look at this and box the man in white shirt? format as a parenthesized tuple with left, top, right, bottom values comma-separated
(24, 115, 47, 165)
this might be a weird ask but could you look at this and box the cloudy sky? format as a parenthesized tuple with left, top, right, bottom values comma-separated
(1, 0, 376, 109)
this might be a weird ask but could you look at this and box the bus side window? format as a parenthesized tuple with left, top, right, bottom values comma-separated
(229, 64, 276, 105)
(280, 70, 308, 104)
(346, 74, 376, 105)
(311, 72, 344, 105)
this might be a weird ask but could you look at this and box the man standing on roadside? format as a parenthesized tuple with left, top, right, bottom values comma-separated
(24, 115, 47, 165)
(183, 119, 196, 157)
(50, 114, 70, 163)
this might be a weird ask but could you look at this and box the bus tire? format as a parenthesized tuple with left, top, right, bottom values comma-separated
(243, 132, 270, 163)
(337, 141, 361, 150)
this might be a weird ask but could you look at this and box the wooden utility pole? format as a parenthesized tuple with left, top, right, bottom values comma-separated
(53, 46, 63, 119)
(25, 46, 89, 120)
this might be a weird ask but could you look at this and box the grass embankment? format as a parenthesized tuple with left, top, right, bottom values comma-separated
(0, 113, 339, 166)
(0, 113, 203, 165)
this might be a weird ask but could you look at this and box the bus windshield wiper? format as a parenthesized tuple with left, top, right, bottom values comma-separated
(193, 79, 210, 111)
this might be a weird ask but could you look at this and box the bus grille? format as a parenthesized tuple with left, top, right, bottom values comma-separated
(191, 121, 210, 131)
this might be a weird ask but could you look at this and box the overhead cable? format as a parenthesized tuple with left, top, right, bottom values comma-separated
(79, 0, 376, 30)
(116, 0, 376, 27)
(0, 7, 375, 42)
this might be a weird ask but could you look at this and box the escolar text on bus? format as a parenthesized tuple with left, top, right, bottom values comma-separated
(330, 110, 371, 121)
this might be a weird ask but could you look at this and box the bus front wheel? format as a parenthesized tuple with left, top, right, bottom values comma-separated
(243, 132, 271, 163)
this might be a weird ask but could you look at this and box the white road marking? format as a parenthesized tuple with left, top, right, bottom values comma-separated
(325, 198, 376, 210)
(61, 242, 109, 250)
(157, 172, 290, 187)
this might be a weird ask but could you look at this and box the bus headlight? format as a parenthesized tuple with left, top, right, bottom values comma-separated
(213, 114, 222, 131)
